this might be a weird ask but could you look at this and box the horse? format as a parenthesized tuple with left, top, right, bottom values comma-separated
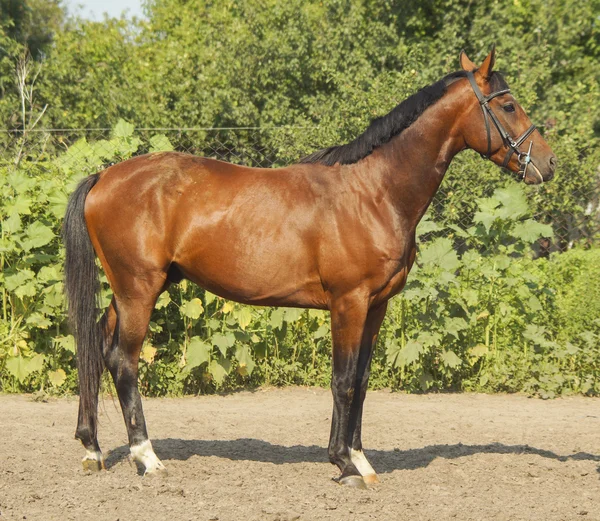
(63, 47, 556, 488)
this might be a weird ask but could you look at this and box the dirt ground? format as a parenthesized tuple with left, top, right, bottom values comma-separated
(0, 388, 599, 521)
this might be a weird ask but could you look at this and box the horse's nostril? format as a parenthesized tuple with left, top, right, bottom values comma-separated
(549, 155, 557, 168)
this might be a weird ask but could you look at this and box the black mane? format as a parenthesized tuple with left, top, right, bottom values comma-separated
(300, 70, 475, 166)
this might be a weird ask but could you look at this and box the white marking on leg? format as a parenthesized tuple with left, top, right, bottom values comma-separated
(350, 448, 376, 477)
(83, 449, 104, 463)
(130, 439, 166, 474)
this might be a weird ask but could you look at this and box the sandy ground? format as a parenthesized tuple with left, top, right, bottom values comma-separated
(0, 388, 599, 521)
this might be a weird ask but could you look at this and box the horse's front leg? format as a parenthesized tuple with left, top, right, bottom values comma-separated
(349, 301, 388, 485)
(328, 292, 372, 488)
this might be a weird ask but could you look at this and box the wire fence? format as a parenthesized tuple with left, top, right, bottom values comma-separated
(2, 126, 599, 253)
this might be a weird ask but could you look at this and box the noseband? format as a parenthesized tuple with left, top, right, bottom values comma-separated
(467, 71, 537, 180)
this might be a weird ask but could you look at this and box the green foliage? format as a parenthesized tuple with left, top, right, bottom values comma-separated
(543, 248, 600, 338)
(379, 182, 599, 397)
(0, 122, 598, 399)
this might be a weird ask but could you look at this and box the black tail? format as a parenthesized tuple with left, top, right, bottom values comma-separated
(63, 173, 103, 441)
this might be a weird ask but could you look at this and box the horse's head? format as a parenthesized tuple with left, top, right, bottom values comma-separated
(456, 46, 556, 185)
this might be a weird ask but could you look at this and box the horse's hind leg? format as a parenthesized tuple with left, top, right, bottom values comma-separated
(78, 298, 118, 471)
(104, 278, 167, 476)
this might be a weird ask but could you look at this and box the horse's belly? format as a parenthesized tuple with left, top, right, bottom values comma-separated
(173, 230, 328, 308)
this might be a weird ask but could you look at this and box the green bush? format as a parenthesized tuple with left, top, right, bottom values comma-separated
(545, 248, 600, 337)
(0, 122, 598, 398)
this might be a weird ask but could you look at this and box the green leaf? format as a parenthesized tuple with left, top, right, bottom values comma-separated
(149, 134, 174, 152)
(440, 350, 462, 369)
(416, 331, 442, 348)
(141, 343, 157, 363)
(3, 212, 22, 233)
(11, 195, 32, 215)
(21, 221, 55, 252)
(563, 342, 579, 355)
(527, 295, 543, 312)
(448, 224, 469, 238)
(308, 309, 326, 320)
(494, 184, 529, 219)
(48, 369, 67, 387)
(385, 340, 400, 367)
(6, 355, 27, 382)
(386, 340, 422, 368)
(399, 340, 422, 367)
(419, 238, 459, 271)
(235, 344, 256, 376)
(186, 337, 211, 370)
(444, 317, 469, 339)
(209, 357, 231, 385)
(155, 291, 171, 309)
(181, 298, 204, 319)
(6, 353, 45, 383)
(270, 308, 285, 329)
(53, 335, 75, 353)
(416, 214, 442, 238)
(113, 136, 142, 157)
(523, 324, 547, 344)
(37, 265, 61, 283)
(7, 171, 36, 193)
(28, 353, 45, 373)
(234, 306, 253, 330)
(112, 119, 135, 138)
(284, 308, 303, 323)
(469, 344, 488, 358)
(474, 196, 501, 232)
(512, 219, 554, 243)
(15, 281, 37, 299)
(313, 324, 329, 339)
(26, 312, 52, 329)
(213, 333, 235, 356)
(419, 372, 434, 391)
(93, 139, 119, 160)
(5, 270, 35, 292)
(48, 190, 68, 218)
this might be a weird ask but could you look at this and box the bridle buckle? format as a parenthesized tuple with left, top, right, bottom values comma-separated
(517, 141, 533, 180)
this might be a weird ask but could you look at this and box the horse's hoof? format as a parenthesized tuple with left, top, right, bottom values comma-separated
(362, 473, 380, 485)
(82, 458, 105, 472)
(144, 466, 168, 478)
(338, 475, 367, 489)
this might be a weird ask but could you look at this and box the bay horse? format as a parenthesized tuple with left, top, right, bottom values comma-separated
(63, 48, 556, 488)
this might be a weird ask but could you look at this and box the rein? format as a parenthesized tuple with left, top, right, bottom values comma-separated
(466, 71, 537, 180)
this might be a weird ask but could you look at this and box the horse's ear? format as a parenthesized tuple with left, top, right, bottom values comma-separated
(459, 50, 476, 71)
(478, 45, 496, 80)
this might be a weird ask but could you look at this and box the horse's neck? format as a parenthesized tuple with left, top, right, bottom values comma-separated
(366, 93, 465, 231)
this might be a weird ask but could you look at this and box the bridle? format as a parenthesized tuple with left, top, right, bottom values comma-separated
(467, 71, 537, 181)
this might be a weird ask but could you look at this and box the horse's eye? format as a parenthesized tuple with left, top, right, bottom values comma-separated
(503, 104, 515, 113)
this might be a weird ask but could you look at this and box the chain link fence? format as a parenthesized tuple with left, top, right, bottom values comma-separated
(2, 127, 599, 253)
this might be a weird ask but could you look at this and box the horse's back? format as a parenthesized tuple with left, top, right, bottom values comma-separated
(84, 152, 330, 307)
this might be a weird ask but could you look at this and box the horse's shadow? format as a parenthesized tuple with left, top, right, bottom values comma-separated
(104, 438, 600, 475)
